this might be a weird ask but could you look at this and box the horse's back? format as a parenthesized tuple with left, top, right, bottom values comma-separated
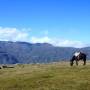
(78, 52, 86, 60)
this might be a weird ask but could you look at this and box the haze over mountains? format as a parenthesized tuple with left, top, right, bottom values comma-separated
(0, 41, 90, 64)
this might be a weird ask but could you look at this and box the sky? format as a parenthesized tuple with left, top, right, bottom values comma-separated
(0, 0, 90, 47)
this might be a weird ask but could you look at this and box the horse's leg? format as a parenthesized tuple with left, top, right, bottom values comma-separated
(76, 60, 78, 66)
(83, 59, 86, 65)
(70, 60, 74, 66)
(70, 56, 76, 66)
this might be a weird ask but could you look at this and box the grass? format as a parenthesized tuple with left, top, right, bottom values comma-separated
(0, 61, 90, 90)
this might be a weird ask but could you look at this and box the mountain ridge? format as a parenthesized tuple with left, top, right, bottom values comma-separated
(0, 41, 90, 64)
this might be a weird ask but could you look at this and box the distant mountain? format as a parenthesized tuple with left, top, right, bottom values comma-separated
(0, 41, 90, 64)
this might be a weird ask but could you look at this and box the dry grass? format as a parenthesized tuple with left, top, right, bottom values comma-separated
(0, 61, 90, 90)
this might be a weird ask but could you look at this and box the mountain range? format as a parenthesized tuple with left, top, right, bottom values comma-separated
(0, 41, 90, 64)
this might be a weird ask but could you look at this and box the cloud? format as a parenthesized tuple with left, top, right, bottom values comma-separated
(0, 26, 88, 48)
(0, 27, 30, 41)
(53, 39, 87, 48)
(30, 36, 87, 48)
(30, 36, 51, 43)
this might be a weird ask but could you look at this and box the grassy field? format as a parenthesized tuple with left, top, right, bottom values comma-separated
(0, 61, 90, 90)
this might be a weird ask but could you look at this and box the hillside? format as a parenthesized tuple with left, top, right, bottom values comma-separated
(0, 41, 90, 64)
(0, 62, 90, 90)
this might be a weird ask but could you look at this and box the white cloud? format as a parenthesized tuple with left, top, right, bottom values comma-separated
(0, 27, 30, 41)
(30, 36, 51, 43)
(0, 26, 88, 48)
(53, 40, 87, 48)
(30, 36, 87, 48)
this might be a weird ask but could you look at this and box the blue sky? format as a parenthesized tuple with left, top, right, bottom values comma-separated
(0, 0, 90, 47)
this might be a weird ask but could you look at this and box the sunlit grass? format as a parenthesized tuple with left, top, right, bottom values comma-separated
(0, 61, 90, 90)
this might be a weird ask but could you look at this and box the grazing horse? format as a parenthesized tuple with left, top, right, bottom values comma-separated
(70, 52, 86, 66)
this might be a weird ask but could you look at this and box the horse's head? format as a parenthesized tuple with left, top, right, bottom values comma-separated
(70, 55, 76, 66)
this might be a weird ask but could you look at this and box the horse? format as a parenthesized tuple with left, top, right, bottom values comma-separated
(70, 52, 86, 66)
